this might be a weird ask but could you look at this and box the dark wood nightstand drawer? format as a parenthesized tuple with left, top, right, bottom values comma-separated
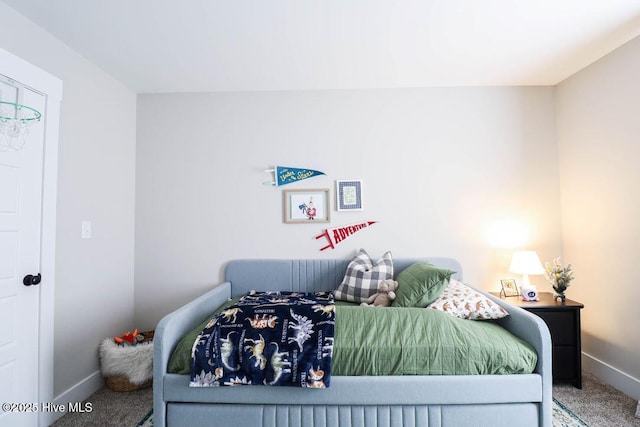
(553, 347, 577, 380)
(529, 311, 576, 345)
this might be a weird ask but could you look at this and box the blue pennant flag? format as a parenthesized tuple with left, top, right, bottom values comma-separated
(264, 166, 326, 186)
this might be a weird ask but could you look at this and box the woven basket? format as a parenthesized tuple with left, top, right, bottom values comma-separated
(106, 375, 152, 392)
(104, 330, 154, 392)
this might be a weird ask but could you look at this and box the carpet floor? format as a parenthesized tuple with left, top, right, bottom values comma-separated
(52, 371, 638, 427)
(553, 372, 639, 426)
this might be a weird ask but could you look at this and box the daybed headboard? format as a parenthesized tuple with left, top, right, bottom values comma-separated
(224, 258, 463, 298)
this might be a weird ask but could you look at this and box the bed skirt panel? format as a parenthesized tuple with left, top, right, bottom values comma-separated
(166, 402, 539, 427)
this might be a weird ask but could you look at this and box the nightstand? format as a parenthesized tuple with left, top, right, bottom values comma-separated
(493, 291, 584, 388)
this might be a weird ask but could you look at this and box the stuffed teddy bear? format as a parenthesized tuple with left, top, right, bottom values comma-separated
(360, 279, 399, 307)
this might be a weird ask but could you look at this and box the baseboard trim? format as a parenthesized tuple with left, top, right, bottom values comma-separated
(583, 352, 640, 400)
(41, 370, 104, 426)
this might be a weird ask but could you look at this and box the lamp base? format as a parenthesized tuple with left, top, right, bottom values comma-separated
(520, 285, 539, 301)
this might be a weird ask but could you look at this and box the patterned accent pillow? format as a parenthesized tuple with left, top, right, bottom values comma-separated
(333, 249, 394, 303)
(427, 279, 509, 320)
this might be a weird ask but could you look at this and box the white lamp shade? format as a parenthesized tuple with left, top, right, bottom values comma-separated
(509, 251, 544, 275)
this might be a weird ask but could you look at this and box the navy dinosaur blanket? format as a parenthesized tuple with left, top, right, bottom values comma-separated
(190, 291, 335, 388)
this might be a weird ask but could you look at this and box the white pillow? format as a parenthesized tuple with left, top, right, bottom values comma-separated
(427, 279, 509, 320)
(333, 249, 393, 303)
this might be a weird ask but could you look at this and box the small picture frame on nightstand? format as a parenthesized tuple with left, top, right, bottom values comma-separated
(500, 279, 519, 297)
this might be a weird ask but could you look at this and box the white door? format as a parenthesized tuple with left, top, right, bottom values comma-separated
(0, 78, 46, 427)
(0, 48, 62, 426)
(0, 79, 45, 427)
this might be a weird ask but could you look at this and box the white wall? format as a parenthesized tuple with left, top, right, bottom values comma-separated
(0, 2, 137, 398)
(556, 35, 640, 397)
(135, 87, 563, 328)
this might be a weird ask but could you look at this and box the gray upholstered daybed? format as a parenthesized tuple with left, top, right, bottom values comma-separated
(154, 258, 552, 427)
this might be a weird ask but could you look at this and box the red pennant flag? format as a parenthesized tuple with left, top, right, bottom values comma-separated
(315, 221, 377, 251)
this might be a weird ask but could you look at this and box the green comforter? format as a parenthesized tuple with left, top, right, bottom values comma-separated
(168, 300, 536, 376)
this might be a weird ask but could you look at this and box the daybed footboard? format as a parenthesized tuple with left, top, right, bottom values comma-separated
(160, 373, 543, 426)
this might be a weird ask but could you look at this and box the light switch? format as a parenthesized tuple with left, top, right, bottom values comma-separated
(81, 221, 92, 239)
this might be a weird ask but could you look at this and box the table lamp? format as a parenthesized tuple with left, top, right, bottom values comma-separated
(509, 250, 544, 301)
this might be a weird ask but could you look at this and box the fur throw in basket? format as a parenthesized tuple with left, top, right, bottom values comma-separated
(99, 338, 153, 385)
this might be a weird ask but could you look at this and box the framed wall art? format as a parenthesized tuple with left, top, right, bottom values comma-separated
(283, 189, 330, 224)
(336, 180, 363, 211)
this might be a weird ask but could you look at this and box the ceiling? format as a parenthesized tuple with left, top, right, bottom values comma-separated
(4, 0, 640, 93)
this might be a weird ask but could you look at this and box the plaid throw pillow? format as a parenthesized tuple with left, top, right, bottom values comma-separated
(334, 249, 394, 303)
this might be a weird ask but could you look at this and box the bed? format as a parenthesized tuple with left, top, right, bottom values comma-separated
(153, 258, 552, 427)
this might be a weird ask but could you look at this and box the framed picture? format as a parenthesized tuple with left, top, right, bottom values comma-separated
(500, 279, 519, 297)
(283, 189, 330, 223)
(336, 180, 363, 211)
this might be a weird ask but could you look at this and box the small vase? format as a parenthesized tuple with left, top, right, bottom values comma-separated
(552, 284, 567, 302)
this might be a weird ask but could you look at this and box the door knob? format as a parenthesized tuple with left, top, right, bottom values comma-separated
(23, 273, 41, 286)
